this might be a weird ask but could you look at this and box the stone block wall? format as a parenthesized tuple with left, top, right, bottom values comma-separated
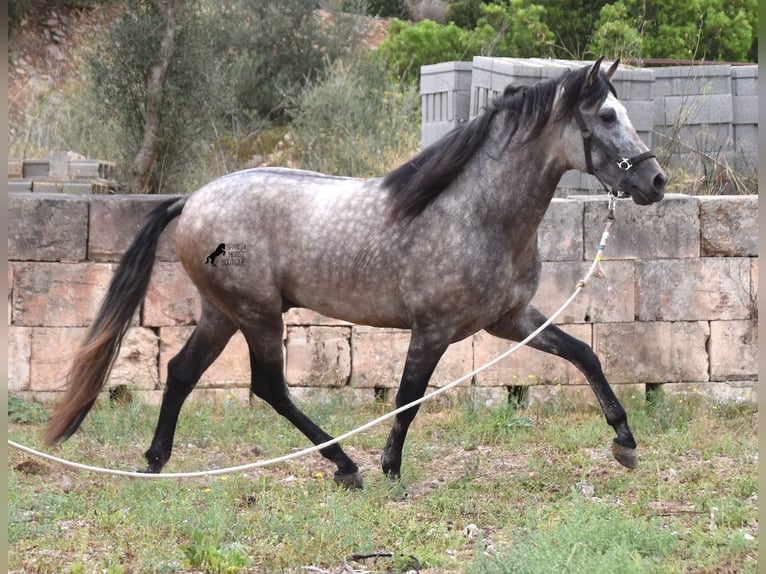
(7, 193, 758, 407)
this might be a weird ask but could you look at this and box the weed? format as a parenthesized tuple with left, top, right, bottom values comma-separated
(8, 392, 756, 572)
(8, 395, 48, 424)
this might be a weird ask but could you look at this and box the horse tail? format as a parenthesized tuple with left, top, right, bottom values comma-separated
(44, 196, 188, 445)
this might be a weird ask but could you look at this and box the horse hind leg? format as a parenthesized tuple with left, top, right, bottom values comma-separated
(144, 299, 237, 473)
(241, 316, 363, 489)
(486, 306, 638, 469)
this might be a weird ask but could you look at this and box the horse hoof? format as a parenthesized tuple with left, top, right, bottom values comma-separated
(334, 470, 364, 490)
(611, 440, 638, 469)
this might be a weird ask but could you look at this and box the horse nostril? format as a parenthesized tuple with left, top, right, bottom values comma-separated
(653, 172, 667, 192)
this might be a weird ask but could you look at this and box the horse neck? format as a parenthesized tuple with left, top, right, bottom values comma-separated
(462, 119, 570, 233)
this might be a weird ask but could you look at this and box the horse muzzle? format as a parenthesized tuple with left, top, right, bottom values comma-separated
(620, 158, 667, 205)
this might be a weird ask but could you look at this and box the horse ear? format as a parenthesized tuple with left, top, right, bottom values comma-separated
(586, 56, 605, 88)
(605, 58, 619, 80)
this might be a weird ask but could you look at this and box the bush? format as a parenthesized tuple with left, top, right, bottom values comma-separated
(472, 0, 555, 57)
(87, 0, 232, 193)
(378, 18, 477, 82)
(289, 53, 421, 177)
(223, 0, 364, 122)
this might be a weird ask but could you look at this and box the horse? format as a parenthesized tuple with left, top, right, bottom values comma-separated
(44, 58, 666, 488)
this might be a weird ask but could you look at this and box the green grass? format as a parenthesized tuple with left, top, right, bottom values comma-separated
(8, 390, 757, 573)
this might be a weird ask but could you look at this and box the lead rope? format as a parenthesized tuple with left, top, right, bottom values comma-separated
(8, 198, 619, 480)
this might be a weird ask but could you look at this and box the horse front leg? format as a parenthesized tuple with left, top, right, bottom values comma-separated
(486, 306, 638, 469)
(381, 329, 450, 480)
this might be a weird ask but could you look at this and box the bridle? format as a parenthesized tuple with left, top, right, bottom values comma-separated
(574, 107, 656, 199)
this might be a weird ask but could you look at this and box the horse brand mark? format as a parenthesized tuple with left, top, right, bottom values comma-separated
(205, 243, 247, 267)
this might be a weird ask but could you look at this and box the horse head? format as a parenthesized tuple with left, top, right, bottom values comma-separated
(566, 57, 666, 205)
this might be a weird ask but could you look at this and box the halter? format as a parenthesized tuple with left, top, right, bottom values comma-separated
(574, 108, 656, 201)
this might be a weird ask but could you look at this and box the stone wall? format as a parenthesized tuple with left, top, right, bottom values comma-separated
(8, 192, 758, 407)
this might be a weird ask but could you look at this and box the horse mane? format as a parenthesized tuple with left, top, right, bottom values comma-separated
(384, 63, 616, 221)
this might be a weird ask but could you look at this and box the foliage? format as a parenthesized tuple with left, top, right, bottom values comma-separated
(471, 494, 677, 573)
(289, 52, 421, 177)
(378, 0, 757, 72)
(222, 0, 365, 122)
(472, 0, 556, 57)
(625, 0, 758, 62)
(378, 18, 478, 81)
(87, 0, 232, 193)
(8, 396, 46, 425)
(588, 1, 644, 61)
(379, 1, 558, 82)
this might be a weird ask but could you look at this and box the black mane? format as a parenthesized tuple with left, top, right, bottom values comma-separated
(384, 63, 615, 221)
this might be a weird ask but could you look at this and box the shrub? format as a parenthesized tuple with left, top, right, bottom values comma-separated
(223, 0, 364, 122)
(87, 0, 233, 193)
(378, 18, 477, 82)
(289, 53, 421, 177)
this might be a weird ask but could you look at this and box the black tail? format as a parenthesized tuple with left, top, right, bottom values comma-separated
(45, 197, 187, 444)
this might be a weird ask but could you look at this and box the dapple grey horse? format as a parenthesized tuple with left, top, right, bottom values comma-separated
(46, 58, 666, 488)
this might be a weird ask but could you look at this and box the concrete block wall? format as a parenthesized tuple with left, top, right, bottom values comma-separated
(421, 58, 758, 195)
(7, 192, 758, 407)
(8, 151, 117, 194)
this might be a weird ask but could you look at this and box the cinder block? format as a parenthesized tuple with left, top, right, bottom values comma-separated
(8, 159, 23, 178)
(698, 196, 757, 256)
(593, 321, 709, 384)
(473, 324, 592, 387)
(534, 260, 635, 324)
(350, 327, 410, 388)
(652, 65, 732, 98)
(732, 95, 757, 124)
(88, 194, 179, 262)
(8, 179, 32, 192)
(709, 320, 757, 381)
(60, 182, 94, 195)
(8, 326, 31, 391)
(285, 326, 351, 387)
(621, 100, 654, 132)
(664, 93, 733, 125)
(657, 123, 733, 153)
(636, 258, 752, 321)
(159, 326, 250, 388)
(22, 159, 49, 178)
(48, 151, 70, 180)
(538, 198, 583, 262)
(733, 124, 758, 153)
(29, 326, 158, 392)
(731, 68, 757, 96)
(9, 193, 89, 261)
(142, 262, 201, 326)
(32, 181, 62, 193)
(582, 194, 700, 259)
(12, 262, 117, 327)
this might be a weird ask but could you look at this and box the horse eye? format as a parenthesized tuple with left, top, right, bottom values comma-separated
(600, 109, 617, 123)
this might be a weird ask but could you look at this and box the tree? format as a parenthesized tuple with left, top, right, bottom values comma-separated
(129, 0, 182, 194)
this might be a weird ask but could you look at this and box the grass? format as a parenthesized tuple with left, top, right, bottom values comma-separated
(8, 390, 757, 573)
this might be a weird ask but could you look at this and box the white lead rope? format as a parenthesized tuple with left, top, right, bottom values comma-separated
(8, 204, 616, 480)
